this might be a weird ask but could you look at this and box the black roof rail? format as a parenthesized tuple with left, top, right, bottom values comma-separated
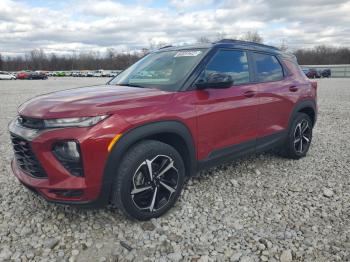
(215, 39, 280, 51)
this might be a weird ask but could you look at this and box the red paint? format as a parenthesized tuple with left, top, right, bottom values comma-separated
(10, 56, 316, 204)
(16, 72, 31, 79)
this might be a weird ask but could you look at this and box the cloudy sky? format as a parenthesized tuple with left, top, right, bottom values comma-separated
(1, 0, 350, 55)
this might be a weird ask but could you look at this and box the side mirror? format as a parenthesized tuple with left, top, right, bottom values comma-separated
(195, 73, 233, 89)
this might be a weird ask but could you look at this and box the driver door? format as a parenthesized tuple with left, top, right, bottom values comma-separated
(194, 49, 259, 160)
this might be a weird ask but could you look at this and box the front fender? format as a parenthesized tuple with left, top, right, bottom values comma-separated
(99, 120, 197, 204)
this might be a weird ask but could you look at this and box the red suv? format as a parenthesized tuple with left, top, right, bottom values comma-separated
(9, 40, 317, 220)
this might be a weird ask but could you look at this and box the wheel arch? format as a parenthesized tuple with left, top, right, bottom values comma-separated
(100, 120, 197, 204)
(289, 100, 317, 128)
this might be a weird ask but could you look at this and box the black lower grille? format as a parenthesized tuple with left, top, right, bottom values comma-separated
(10, 134, 47, 178)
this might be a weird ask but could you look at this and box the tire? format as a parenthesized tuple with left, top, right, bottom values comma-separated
(280, 113, 313, 159)
(112, 140, 185, 220)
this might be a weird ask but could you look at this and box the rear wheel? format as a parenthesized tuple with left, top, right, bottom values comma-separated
(281, 113, 313, 159)
(112, 140, 185, 220)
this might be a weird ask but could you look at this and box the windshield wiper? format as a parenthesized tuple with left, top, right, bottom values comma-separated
(114, 83, 146, 88)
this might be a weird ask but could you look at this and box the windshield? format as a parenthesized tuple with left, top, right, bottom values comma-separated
(109, 49, 208, 91)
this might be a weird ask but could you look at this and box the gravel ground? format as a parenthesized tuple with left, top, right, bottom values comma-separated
(0, 77, 350, 262)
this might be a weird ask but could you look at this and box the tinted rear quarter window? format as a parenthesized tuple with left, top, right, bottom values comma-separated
(253, 53, 284, 82)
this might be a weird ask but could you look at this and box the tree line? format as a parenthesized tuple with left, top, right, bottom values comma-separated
(1, 33, 350, 71)
(0, 49, 144, 71)
(294, 46, 350, 65)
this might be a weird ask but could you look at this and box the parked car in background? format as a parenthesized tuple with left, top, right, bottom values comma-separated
(16, 71, 31, 79)
(321, 69, 331, 78)
(54, 71, 66, 77)
(80, 71, 89, 77)
(0, 71, 16, 80)
(90, 70, 102, 77)
(71, 71, 80, 77)
(302, 68, 320, 79)
(8, 40, 317, 220)
(110, 70, 122, 77)
(30, 72, 48, 80)
(102, 70, 111, 77)
(103, 70, 120, 77)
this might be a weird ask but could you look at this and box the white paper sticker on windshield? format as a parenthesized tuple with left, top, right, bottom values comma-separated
(174, 51, 202, 57)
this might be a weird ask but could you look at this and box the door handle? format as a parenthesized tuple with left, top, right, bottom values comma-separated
(244, 90, 256, 98)
(289, 86, 298, 92)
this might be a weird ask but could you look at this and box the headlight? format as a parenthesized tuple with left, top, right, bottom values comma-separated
(44, 115, 108, 128)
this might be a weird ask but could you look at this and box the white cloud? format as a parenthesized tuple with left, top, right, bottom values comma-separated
(0, 0, 349, 55)
(170, 0, 215, 10)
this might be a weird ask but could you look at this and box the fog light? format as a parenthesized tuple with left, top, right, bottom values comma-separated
(53, 141, 84, 177)
(53, 141, 80, 161)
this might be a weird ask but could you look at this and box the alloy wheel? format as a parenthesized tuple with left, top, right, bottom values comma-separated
(131, 155, 179, 212)
(294, 119, 311, 154)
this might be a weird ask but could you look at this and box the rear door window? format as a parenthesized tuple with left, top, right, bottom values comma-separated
(253, 53, 284, 82)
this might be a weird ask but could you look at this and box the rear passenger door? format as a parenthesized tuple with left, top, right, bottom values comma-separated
(252, 52, 295, 143)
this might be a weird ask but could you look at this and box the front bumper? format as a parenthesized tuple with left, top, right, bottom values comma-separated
(11, 159, 101, 205)
(8, 115, 128, 207)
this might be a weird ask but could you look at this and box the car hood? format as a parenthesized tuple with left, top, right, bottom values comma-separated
(18, 85, 173, 119)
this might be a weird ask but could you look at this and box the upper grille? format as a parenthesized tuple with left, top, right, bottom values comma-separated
(18, 116, 45, 129)
(10, 134, 47, 178)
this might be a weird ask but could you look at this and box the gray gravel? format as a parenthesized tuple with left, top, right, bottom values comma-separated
(1, 77, 350, 262)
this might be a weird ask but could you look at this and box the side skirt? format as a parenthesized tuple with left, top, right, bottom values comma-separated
(197, 131, 286, 172)
(256, 130, 287, 154)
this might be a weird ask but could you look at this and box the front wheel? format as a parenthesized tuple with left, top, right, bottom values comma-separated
(112, 140, 185, 220)
(280, 113, 313, 159)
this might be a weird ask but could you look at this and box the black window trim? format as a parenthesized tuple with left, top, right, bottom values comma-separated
(181, 47, 218, 91)
(250, 51, 287, 84)
(189, 47, 253, 90)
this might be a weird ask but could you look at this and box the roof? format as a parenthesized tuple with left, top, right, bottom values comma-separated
(215, 39, 280, 51)
(156, 39, 295, 60)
